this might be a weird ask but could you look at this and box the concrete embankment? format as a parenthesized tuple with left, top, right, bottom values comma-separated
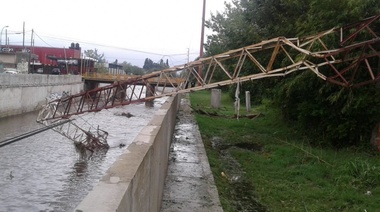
(75, 94, 181, 212)
(0, 74, 83, 118)
(161, 95, 223, 211)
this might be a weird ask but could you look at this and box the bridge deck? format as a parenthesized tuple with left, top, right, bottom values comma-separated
(82, 73, 184, 87)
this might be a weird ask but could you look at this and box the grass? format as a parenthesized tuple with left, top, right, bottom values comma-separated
(189, 90, 380, 212)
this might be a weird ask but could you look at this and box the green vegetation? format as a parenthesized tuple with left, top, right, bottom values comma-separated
(205, 0, 380, 147)
(143, 58, 169, 72)
(121, 58, 170, 76)
(83, 48, 168, 75)
(194, 0, 380, 210)
(120, 61, 145, 75)
(84, 48, 108, 73)
(190, 90, 380, 211)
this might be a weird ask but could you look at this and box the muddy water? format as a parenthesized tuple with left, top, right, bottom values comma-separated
(0, 97, 167, 212)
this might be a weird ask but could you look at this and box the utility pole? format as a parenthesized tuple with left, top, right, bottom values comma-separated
(198, 0, 206, 82)
(187, 48, 190, 63)
(199, 0, 206, 59)
(23, 22, 25, 49)
(28, 29, 33, 74)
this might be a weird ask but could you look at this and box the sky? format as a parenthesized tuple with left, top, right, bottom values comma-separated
(0, 0, 231, 67)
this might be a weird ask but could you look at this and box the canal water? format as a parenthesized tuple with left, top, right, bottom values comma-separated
(0, 97, 167, 212)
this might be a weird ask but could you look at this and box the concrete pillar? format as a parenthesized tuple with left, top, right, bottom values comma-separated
(115, 87, 126, 100)
(211, 89, 221, 108)
(84, 81, 99, 91)
(145, 84, 155, 107)
(245, 91, 251, 112)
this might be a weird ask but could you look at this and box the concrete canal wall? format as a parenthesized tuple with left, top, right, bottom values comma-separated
(75, 94, 181, 212)
(0, 74, 83, 118)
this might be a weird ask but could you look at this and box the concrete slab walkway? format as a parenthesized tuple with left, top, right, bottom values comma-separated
(160, 95, 223, 212)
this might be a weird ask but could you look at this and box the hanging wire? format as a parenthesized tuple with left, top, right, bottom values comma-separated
(33, 31, 54, 47)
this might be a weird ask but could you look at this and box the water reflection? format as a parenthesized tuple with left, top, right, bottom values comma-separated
(73, 160, 88, 177)
(52, 151, 108, 211)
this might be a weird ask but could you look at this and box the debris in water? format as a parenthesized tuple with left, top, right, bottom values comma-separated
(114, 112, 134, 118)
(122, 112, 133, 118)
(9, 171, 14, 180)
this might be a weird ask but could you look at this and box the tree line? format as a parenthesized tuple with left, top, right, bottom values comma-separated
(84, 48, 169, 75)
(205, 0, 380, 147)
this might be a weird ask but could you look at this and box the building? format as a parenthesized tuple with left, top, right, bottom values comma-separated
(106, 63, 124, 75)
(0, 43, 95, 74)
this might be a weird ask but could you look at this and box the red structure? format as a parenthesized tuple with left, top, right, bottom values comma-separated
(0, 43, 95, 75)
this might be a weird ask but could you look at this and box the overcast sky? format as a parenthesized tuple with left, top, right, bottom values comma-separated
(0, 0, 231, 67)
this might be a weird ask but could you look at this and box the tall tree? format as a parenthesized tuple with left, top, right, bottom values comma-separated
(121, 61, 145, 75)
(84, 49, 107, 73)
(84, 49, 106, 63)
(143, 58, 169, 72)
(205, 0, 380, 147)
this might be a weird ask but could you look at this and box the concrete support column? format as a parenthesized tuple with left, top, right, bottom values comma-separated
(115, 87, 126, 100)
(245, 91, 251, 112)
(145, 84, 155, 107)
(211, 89, 221, 108)
(84, 81, 99, 91)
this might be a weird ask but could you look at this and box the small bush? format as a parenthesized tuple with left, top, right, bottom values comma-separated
(344, 160, 380, 189)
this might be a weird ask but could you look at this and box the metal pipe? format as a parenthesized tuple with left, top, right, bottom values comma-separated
(0, 120, 71, 148)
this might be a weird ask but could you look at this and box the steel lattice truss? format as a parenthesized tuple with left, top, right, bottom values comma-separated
(37, 96, 109, 152)
(37, 15, 380, 149)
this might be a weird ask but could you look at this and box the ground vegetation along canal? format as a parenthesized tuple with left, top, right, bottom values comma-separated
(0, 98, 167, 211)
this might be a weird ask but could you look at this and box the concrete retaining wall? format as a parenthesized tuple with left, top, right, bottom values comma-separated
(75, 94, 181, 212)
(0, 74, 83, 118)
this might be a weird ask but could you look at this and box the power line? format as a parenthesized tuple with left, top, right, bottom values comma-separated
(33, 31, 54, 47)
(9, 29, 200, 66)
(36, 33, 197, 57)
